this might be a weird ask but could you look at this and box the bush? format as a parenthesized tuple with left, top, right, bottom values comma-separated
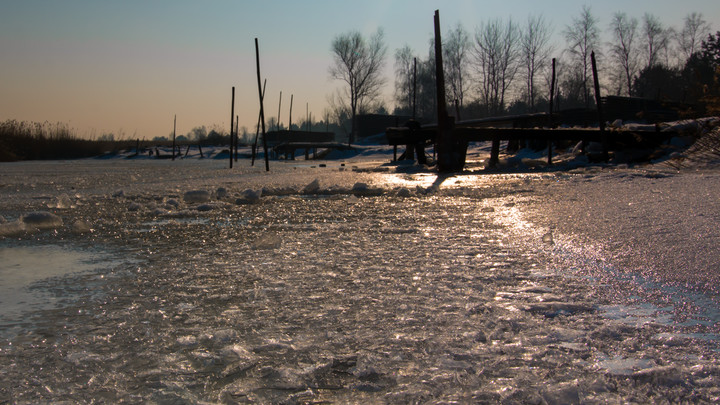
(0, 120, 131, 161)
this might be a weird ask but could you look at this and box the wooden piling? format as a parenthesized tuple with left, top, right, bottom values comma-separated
(434, 10, 465, 172)
(251, 79, 266, 166)
(289, 94, 294, 131)
(548, 58, 556, 165)
(277, 91, 282, 131)
(255, 38, 269, 172)
(591, 51, 608, 162)
(230, 86, 235, 169)
(172, 115, 176, 161)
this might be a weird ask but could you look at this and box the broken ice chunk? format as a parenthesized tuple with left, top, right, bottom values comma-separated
(184, 190, 211, 204)
(22, 211, 63, 230)
(235, 189, 262, 205)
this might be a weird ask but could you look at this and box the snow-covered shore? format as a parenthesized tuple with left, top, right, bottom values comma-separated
(1, 121, 720, 402)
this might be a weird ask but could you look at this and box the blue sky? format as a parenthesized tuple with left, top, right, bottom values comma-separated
(1, 0, 719, 139)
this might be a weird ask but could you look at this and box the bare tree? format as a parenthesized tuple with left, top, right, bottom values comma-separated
(608, 12, 639, 96)
(417, 48, 438, 122)
(444, 23, 471, 114)
(326, 91, 351, 137)
(564, 5, 601, 107)
(521, 14, 553, 110)
(473, 17, 521, 115)
(393, 45, 415, 116)
(642, 13, 672, 69)
(677, 12, 712, 62)
(329, 29, 387, 144)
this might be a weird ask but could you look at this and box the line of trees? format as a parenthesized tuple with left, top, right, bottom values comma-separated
(328, 7, 719, 137)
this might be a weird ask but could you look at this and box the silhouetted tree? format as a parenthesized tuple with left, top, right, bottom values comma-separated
(564, 5, 601, 108)
(329, 29, 387, 144)
(473, 17, 521, 115)
(394, 45, 415, 116)
(681, 32, 720, 112)
(326, 91, 351, 138)
(444, 23, 471, 116)
(521, 14, 553, 110)
(393, 45, 437, 123)
(700, 32, 720, 114)
(188, 126, 207, 142)
(632, 64, 682, 100)
(677, 12, 712, 63)
(417, 50, 439, 122)
(641, 13, 672, 69)
(608, 12, 639, 96)
(700, 31, 720, 66)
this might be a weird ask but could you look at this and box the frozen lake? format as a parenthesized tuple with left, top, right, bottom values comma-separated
(1, 154, 720, 403)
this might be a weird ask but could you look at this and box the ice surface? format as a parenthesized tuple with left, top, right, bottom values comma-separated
(1, 139, 720, 402)
(0, 245, 119, 335)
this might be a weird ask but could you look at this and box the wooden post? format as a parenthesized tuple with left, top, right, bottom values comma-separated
(434, 10, 465, 172)
(289, 94, 294, 131)
(230, 86, 235, 169)
(548, 58, 556, 165)
(172, 115, 176, 161)
(251, 79, 266, 166)
(591, 51, 608, 162)
(255, 38, 270, 172)
(277, 91, 282, 131)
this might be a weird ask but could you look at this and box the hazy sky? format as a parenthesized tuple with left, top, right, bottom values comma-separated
(1, 1, 719, 139)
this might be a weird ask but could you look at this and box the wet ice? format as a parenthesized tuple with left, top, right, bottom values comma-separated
(1, 153, 720, 403)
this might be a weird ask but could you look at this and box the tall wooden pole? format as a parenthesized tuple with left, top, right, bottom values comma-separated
(591, 51, 608, 162)
(277, 91, 282, 131)
(172, 114, 176, 161)
(230, 86, 235, 169)
(251, 79, 266, 166)
(434, 10, 465, 172)
(289, 94, 294, 131)
(548, 58, 556, 165)
(255, 38, 270, 171)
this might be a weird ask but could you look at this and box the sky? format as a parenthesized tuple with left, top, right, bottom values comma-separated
(1, 0, 719, 140)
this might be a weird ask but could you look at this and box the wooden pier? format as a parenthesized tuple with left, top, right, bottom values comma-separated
(386, 115, 673, 168)
(264, 130, 349, 160)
